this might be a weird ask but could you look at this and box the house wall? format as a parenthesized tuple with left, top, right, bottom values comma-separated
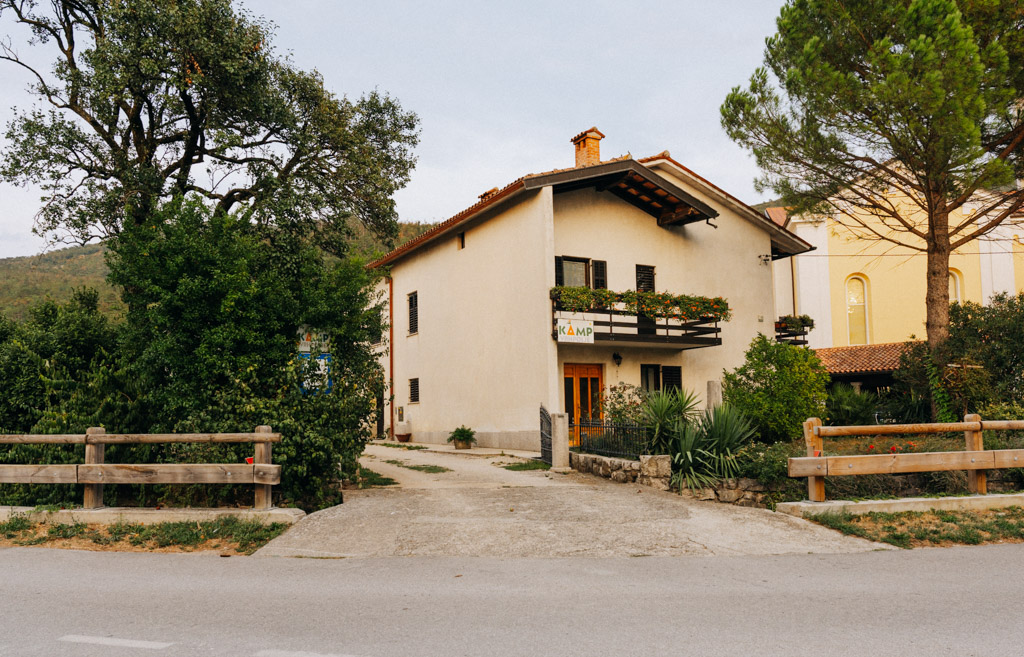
(385, 187, 557, 450)
(823, 203, 984, 346)
(785, 218, 834, 349)
(782, 193, 1024, 347)
(552, 176, 777, 407)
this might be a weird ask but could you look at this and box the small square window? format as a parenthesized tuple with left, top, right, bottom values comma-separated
(409, 378, 420, 404)
(457, 232, 465, 249)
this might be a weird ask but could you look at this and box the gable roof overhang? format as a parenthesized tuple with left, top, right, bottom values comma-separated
(639, 154, 813, 259)
(369, 155, 815, 270)
(525, 160, 719, 227)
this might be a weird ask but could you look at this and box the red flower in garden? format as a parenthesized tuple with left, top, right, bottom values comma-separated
(868, 444, 875, 450)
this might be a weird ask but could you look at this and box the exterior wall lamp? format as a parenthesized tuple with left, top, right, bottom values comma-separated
(612, 352, 623, 367)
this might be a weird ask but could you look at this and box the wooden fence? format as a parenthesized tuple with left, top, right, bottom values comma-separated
(789, 414, 1024, 502)
(0, 426, 282, 510)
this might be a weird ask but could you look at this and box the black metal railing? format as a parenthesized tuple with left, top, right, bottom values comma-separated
(551, 301, 722, 350)
(539, 404, 552, 465)
(571, 419, 650, 460)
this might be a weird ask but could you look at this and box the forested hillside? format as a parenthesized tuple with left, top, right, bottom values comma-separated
(0, 221, 436, 322)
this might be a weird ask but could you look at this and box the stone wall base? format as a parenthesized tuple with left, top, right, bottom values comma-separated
(569, 452, 771, 507)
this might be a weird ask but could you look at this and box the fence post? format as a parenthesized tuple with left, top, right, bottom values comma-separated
(551, 413, 570, 472)
(965, 413, 986, 495)
(803, 417, 825, 502)
(83, 427, 106, 509)
(254, 426, 273, 510)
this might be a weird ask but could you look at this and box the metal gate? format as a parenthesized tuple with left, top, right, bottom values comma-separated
(539, 404, 552, 465)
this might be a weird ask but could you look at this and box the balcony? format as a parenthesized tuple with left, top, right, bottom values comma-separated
(774, 315, 813, 346)
(550, 287, 724, 350)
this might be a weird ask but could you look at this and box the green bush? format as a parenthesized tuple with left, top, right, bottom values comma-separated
(722, 335, 829, 443)
(603, 382, 646, 424)
(1, 199, 386, 512)
(825, 384, 878, 426)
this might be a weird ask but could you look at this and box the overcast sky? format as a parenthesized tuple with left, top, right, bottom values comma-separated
(0, 0, 786, 258)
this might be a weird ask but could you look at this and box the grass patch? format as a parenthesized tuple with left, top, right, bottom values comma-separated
(810, 506, 1024, 548)
(0, 516, 288, 555)
(383, 459, 451, 474)
(0, 514, 33, 538)
(358, 467, 398, 488)
(502, 460, 551, 471)
(375, 443, 428, 451)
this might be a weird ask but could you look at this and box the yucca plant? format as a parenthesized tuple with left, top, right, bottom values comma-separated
(640, 388, 700, 454)
(670, 404, 755, 493)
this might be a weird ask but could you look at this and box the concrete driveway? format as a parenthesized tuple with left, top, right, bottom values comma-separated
(258, 443, 886, 558)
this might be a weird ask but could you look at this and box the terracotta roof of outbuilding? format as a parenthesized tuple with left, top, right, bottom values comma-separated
(814, 342, 914, 375)
(765, 206, 788, 227)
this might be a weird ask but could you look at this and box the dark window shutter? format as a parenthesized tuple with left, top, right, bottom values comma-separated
(661, 366, 682, 391)
(636, 265, 655, 292)
(409, 378, 420, 403)
(555, 256, 564, 286)
(592, 260, 607, 289)
(408, 292, 418, 334)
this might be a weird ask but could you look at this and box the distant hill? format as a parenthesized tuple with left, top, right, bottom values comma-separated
(0, 221, 437, 322)
(0, 243, 123, 323)
(750, 199, 783, 213)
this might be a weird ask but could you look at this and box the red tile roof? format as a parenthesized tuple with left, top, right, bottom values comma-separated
(765, 206, 788, 227)
(815, 342, 914, 375)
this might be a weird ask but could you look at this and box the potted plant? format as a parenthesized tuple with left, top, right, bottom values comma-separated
(447, 425, 477, 450)
(776, 314, 815, 333)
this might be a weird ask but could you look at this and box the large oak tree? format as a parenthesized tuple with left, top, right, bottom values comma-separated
(0, 0, 418, 254)
(721, 0, 1024, 352)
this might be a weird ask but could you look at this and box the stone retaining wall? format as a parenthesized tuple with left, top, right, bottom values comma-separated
(569, 451, 769, 507)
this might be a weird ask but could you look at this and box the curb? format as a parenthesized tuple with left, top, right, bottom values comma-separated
(777, 492, 1024, 518)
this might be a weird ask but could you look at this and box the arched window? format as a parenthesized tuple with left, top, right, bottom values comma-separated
(846, 276, 869, 345)
(949, 270, 962, 304)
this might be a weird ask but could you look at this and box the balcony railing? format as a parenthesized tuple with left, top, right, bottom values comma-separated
(551, 300, 722, 350)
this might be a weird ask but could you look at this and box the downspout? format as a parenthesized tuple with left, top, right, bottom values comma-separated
(388, 275, 395, 439)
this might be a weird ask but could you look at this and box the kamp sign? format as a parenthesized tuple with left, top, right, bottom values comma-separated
(557, 318, 594, 343)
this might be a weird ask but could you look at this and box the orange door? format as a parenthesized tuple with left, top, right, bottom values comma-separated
(564, 363, 603, 445)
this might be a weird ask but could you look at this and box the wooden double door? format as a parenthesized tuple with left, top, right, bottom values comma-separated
(564, 364, 603, 445)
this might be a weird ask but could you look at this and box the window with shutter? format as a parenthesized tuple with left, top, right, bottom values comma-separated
(592, 260, 607, 289)
(554, 256, 564, 286)
(640, 364, 661, 392)
(635, 264, 655, 292)
(409, 378, 420, 403)
(661, 366, 682, 391)
(408, 292, 418, 335)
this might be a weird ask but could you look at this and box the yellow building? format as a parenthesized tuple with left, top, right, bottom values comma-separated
(772, 200, 1024, 349)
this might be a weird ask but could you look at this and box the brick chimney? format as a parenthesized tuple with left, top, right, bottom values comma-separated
(571, 127, 605, 167)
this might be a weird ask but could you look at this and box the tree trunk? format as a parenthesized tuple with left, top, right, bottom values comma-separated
(924, 205, 951, 421)
(924, 238, 951, 352)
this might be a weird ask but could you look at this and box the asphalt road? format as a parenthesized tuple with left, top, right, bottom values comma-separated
(2, 545, 1023, 656)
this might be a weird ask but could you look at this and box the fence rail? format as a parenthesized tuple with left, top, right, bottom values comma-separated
(789, 414, 1024, 502)
(0, 426, 281, 510)
(571, 419, 650, 460)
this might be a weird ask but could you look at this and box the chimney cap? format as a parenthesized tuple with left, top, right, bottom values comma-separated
(570, 127, 605, 144)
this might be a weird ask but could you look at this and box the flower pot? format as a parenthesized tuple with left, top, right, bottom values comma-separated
(395, 433, 411, 443)
(453, 439, 472, 450)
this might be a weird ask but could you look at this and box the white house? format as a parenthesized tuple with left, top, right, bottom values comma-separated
(370, 128, 812, 450)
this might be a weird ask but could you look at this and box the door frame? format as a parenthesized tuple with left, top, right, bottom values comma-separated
(563, 363, 604, 445)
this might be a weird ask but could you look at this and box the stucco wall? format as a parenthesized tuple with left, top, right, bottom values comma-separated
(786, 218, 834, 349)
(552, 171, 777, 408)
(824, 205, 983, 346)
(385, 188, 556, 450)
